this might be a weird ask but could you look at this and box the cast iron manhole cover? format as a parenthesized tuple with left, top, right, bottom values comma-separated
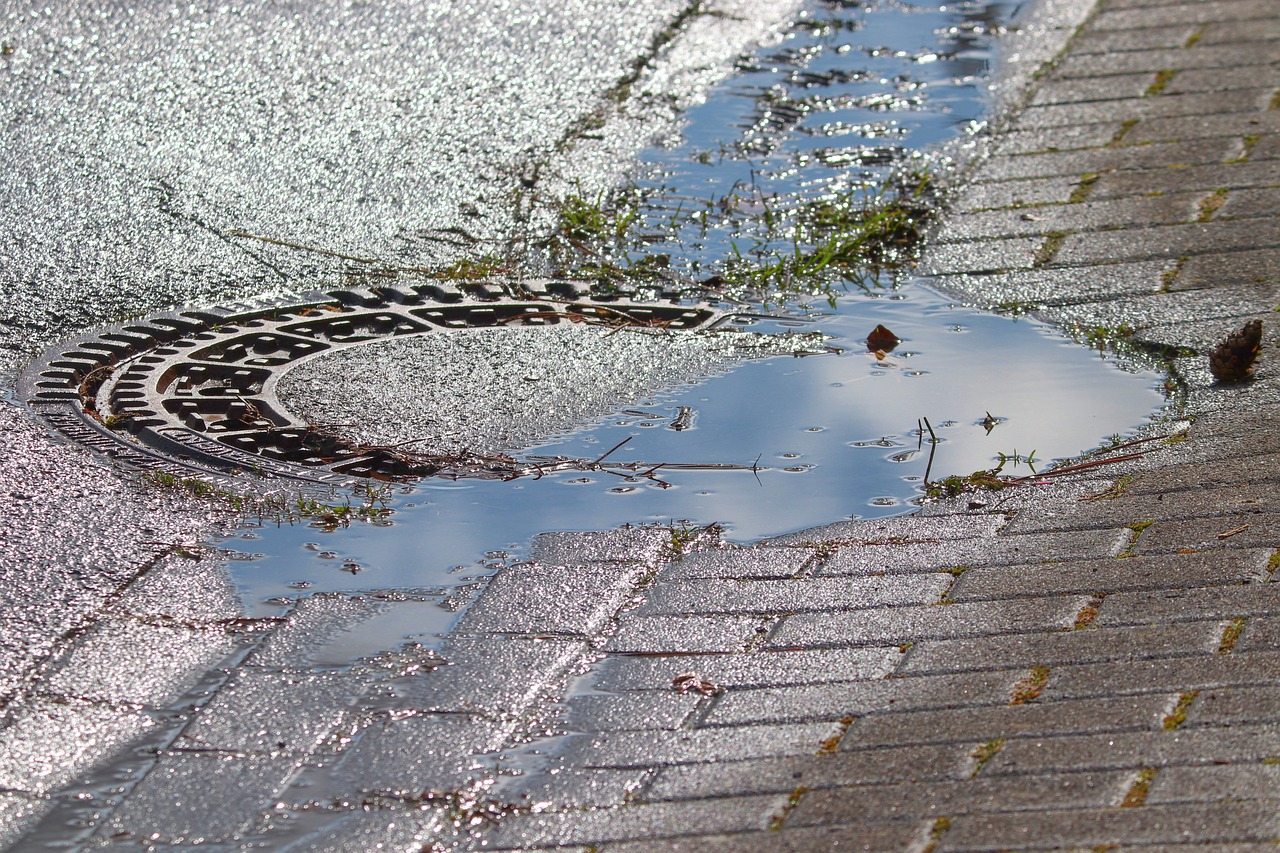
(19, 280, 758, 488)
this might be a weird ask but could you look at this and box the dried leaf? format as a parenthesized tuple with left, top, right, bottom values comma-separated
(866, 324, 900, 354)
(672, 671, 722, 696)
(1209, 319, 1262, 383)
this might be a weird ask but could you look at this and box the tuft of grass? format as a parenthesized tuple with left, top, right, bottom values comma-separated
(970, 738, 1005, 778)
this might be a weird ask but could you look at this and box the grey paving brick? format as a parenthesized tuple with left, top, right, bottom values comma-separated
(646, 743, 973, 800)
(983, 723, 1280, 777)
(1217, 187, 1280, 221)
(1095, 582, 1280, 628)
(1054, 219, 1280, 265)
(1177, 247, 1280, 288)
(454, 562, 643, 635)
(1092, 0, 1280, 31)
(1234, 615, 1280, 652)
(918, 236, 1041, 275)
(1011, 89, 1273, 131)
(842, 694, 1169, 750)
(0, 792, 51, 851)
(332, 714, 505, 795)
(1124, 111, 1280, 145)
(505, 766, 651, 809)
(899, 621, 1226, 676)
(0, 698, 157, 795)
(595, 822, 928, 853)
(550, 721, 840, 769)
(1167, 65, 1280, 96)
(526, 529, 671, 566)
(938, 800, 1280, 851)
(392, 637, 585, 716)
(1056, 43, 1279, 76)
(590, 646, 901, 692)
(1126, 453, 1280, 493)
(706, 670, 1017, 726)
(1072, 23, 1199, 54)
(1091, 160, 1280, 201)
(1250, 132, 1280, 162)
(1029, 72, 1154, 106)
(664, 547, 812, 580)
(949, 176, 1080, 212)
(1135, 511, 1280, 554)
(927, 265, 1167, 309)
(557, 690, 702, 732)
(113, 553, 244, 624)
(788, 770, 1130, 825)
(605, 615, 769, 653)
(990, 123, 1126, 155)
(269, 807, 448, 853)
(101, 753, 304, 845)
(1184, 684, 1280, 727)
(979, 138, 1239, 182)
(819, 529, 1131, 576)
(1046, 649, 1280, 701)
(937, 194, 1200, 242)
(635, 573, 950, 617)
(951, 551, 1272, 602)
(42, 616, 236, 706)
(180, 670, 359, 754)
(763, 514, 1003, 547)
(772, 597, 1080, 649)
(1147, 763, 1280, 805)
(477, 794, 787, 848)
(247, 593, 385, 669)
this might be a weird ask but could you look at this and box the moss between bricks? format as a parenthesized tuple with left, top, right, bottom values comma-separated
(1121, 767, 1159, 807)
(1163, 690, 1199, 730)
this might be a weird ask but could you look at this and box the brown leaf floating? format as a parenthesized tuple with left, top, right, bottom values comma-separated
(1209, 319, 1262, 383)
(866, 324, 900, 354)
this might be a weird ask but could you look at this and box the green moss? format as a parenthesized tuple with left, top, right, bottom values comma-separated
(970, 738, 1004, 778)
(1009, 665, 1051, 705)
(1219, 617, 1247, 654)
(1144, 69, 1177, 97)
(1121, 767, 1159, 807)
(1162, 690, 1199, 730)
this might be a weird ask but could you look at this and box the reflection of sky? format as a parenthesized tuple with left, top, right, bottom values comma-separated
(223, 280, 1165, 613)
(215, 0, 1165, 613)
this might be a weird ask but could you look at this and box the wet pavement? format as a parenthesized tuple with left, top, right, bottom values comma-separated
(2, 0, 1279, 849)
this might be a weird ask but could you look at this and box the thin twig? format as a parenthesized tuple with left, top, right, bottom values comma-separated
(922, 416, 938, 486)
(592, 436, 634, 465)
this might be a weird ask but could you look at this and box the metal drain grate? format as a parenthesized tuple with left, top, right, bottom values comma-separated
(18, 281, 747, 487)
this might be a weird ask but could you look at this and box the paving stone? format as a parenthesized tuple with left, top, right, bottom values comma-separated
(1091, 160, 1280, 200)
(1126, 453, 1280, 493)
(989, 123, 1126, 155)
(1092, 0, 1280, 31)
(938, 800, 1280, 851)
(477, 794, 787, 849)
(247, 594, 386, 669)
(1028, 72, 1154, 106)
(526, 529, 671, 566)
(663, 547, 813, 580)
(763, 514, 1003, 547)
(590, 646, 901, 692)
(0, 698, 156, 795)
(1045, 649, 1280, 701)
(604, 615, 768, 653)
(899, 621, 1226, 676)
(1095, 582, 1280, 628)
(706, 669, 1017, 726)
(1071, 23, 1199, 53)
(101, 752, 303, 845)
(646, 742, 973, 800)
(842, 694, 1169, 750)
(1182, 684, 1280, 728)
(770, 597, 1080, 649)
(331, 714, 505, 795)
(1146, 763, 1280, 805)
(919, 237, 1041, 275)
(950, 551, 1272, 602)
(788, 769, 1130, 825)
(1123, 111, 1280, 145)
(112, 553, 244, 624)
(557, 690, 702, 732)
(983, 723, 1280, 777)
(392, 637, 586, 717)
(453, 562, 644, 635)
(947, 176, 1080, 212)
(1234, 615, 1280, 652)
(1167, 65, 1280, 96)
(937, 194, 1200, 242)
(635, 573, 950, 617)
(1057, 43, 1280, 78)
(595, 822, 928, 853)
(271, 807, 449, 853)
(926, 265, 1167, 309)
(1135, 512, 1280, 554)
(1010, 89, 1272, 131)
(1054, 219, 1280, 265)
(504, 766, 651, 809)
(0, 792, 53, 850)
(180, 670, 360, 754)
(550, 721, 841, 769)
(979, 138, 1239, 182)
(42, 617, 237, 707)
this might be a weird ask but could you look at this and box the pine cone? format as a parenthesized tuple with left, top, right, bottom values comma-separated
(1209, 319, 1262, 383)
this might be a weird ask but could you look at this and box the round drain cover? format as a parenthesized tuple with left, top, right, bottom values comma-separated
(19, 280, 757, 488)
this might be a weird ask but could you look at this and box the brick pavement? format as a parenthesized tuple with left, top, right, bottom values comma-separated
(2, 0, 1275, 848)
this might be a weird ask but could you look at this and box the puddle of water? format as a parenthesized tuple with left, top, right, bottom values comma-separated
(214, 0, 1170, 620)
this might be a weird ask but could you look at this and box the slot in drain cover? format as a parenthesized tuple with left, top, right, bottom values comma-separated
(19, 281, 754, 487)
